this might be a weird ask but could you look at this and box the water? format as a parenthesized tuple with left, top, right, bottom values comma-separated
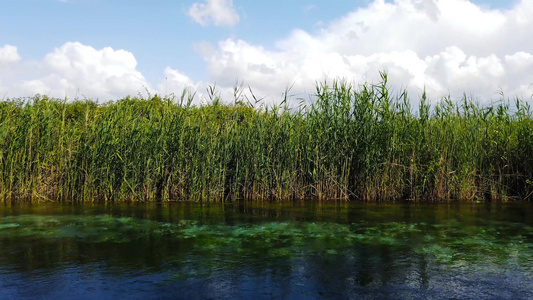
(1, 202, 533, 299)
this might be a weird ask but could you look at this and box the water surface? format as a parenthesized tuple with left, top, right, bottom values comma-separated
(1, 202, 533, 299)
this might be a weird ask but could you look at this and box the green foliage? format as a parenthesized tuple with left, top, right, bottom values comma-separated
(1, 75, 532, 202)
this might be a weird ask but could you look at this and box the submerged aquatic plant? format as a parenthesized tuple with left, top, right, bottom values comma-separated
(0, 74, 532, 202)
(1, 214, 532, 271)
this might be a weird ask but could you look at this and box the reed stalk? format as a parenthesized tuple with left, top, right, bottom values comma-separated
(1, 74, 532, 202)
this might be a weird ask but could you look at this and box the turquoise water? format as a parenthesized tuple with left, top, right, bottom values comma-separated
(1, 202, 533, 299)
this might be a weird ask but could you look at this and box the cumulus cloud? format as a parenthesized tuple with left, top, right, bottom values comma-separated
(159, 67, 199, 98)
(200, 0, 533, 103)
(189, 0, 240, 27)
(0, 45, 21, 66)
(0, 45, 22, 97)
(2, 42, 152, 100)
(0, 42, 202, 102)
(304, 4, 317, 13)
(3, 0, 533, 105)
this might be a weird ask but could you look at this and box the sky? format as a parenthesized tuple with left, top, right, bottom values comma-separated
(0, 0, 532, 105)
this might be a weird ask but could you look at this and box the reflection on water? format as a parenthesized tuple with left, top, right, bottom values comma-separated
(1, 202, 533, 299)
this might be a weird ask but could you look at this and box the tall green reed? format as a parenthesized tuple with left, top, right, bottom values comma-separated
(1, 75, 532, 202)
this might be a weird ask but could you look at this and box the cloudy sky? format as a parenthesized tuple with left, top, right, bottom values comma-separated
(1, 0, 532, 104)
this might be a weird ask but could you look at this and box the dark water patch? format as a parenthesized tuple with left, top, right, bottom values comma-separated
(1, 202, 533, 299)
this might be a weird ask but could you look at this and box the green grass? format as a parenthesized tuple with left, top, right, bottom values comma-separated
(1, 73, 532, 202)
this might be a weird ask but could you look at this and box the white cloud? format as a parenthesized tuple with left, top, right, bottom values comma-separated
(304, 4, 317, 13)
(0, 45, 21, 66)
(1, 42, 152, 100)
(189, 0, 240, 27)
(159, 67, 198, 98)
(0, 45, 22, 97)
(3, 0, 533, 105)
(199, 0, 533, 103)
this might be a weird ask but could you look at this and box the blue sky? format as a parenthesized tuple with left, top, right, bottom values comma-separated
(0, 1, 372, 81)
(0, 0, 531, 103)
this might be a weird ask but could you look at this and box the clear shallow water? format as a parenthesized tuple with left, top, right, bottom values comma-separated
(1, 202, 533, 299)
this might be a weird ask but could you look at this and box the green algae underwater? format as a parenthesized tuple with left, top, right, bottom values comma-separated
(1, 202, 533, 299)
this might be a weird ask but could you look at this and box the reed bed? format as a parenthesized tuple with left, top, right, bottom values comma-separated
(1, 74, 532, 202)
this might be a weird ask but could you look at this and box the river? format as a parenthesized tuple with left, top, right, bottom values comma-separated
(1, 202, 532, 299)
